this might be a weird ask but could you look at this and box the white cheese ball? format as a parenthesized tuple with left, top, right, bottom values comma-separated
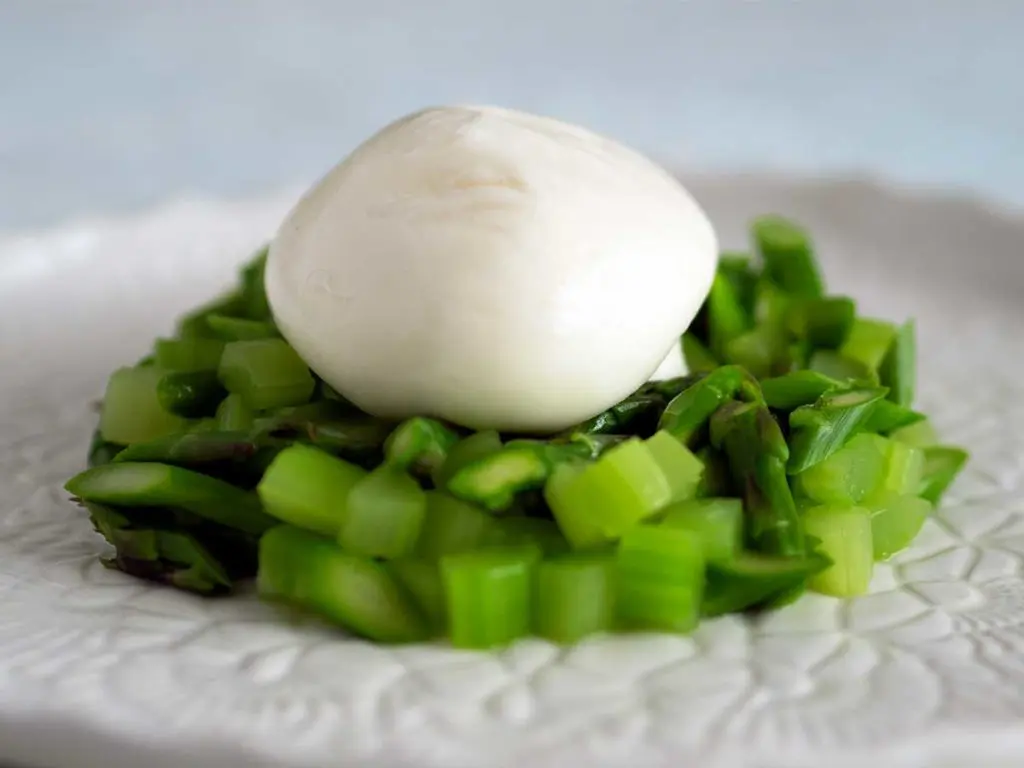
(266, 105, 717, 432)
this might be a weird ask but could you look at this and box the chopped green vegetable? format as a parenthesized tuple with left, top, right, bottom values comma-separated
(447, 441, 580, 512)
(862, 400, 925, 434)
(615, 524, 704, 633)
(113, 430, 258, 466)
(702, 552, 829, 617)
(257, 444, 366, 536)
(660, 497, 742, 563)
(707, 272, 751, 359)
(839, 318, 897, 374)
(258, 525, 430, 642)
(644, 430, 704, 503)
(240, 246, 271, 320)
(415, 492, 500, 559)
(490, 516, 569, 555)
(216, 393, 255, 431)
(543, 463, 609, 550)
(659, 365, 758, 446)
(157, 370, 227, 418)
(99, 367, 187, 445)
(384, 417, 460, 476)
(794, 432, 888, 506)
(154, 337, 225, 372)
(760, 370, 840, 410)
(808, 349, 878, 384)
(787, 387, 888, 474)
(867, 492, 931, 560)
(66, 461, 274, 534)
(338, 467, 427, 558)
(786, 296, 855, 348)
(682, 333, 719, 373)
(387, 558, 447, 630)
(802, 505, 874, 597)
(218, 339, 316, 411)
(879, 320, 916, 406)
(724, 325, 787, 378)
(442, 546, 540, 649)
(890, 419, 940, 448)
(534, 553, 615, 643)
(877, 438, 925, 496)
(752, 215, 824, 298)
(206, 314, 279, 341)
(919, 446, 969, 504)
(432, 430, 502, 490)
(711, 401, 805, 557)
(176, 291, 248, 338)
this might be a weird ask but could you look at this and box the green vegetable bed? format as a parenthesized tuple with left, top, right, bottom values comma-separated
(66, 218, 968, 649)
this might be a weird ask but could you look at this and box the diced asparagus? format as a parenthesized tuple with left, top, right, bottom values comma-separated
(257, 444, 366, 536)
(218, 339, 316, 411)
(862, 400, 926, 435)
(682, 333, 719, 373)
(694, 447, 732, 498)
(66, 462, 275, 534)
(707, 272, 751, 359)
(99, 367, 188, 445)
(258, 525, 431, 642)
(442, 546, 540, 649)
(615, 525, 704, 633)
(787, 387, 888, 474)
(114, 430, 259, 465)
(154, 337, 225, 372)
(240, 246, 271, 320)
(752, 215, 825, 298)
(338, 467, 427, 558)
(660, 497, 742, 563)
(724, 325, 787, 378)
(534, 553, 615, 643)
(802, 505, 874, 597)
(659, 365, 759, 446)
(867, 492, 932, 560)
(432, 430, 503, 490)
(702, 552, 829, 617)
(879, 320, 916, 406)
(88, 430, 123, 468)
(175, 291, 248, 338)
(157, 370, 227, 418)
(206, 314, 279, 341)
(808, 350, 878, 384)
(794, 432, 888, 506)
(415, 492, 501, 559)
(717, 252, 759, 312)
(919, 446, 969, 504)
(711, 402, 805, 557)
(786, 296, 856, 348)
(384, 417, 460, 475)
(216, 393, 255, 431)
(840, 318, 897, 374)
(644, 430, 704, 502)
(490, 516, 569, 556)
(890, 419, 940, 448)
(760, 370, 841, 410)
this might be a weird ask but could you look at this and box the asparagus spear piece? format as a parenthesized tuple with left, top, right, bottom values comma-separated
(808, 350, 878, 384)
(919, 446, 969, 504)
(67, 462, 275, 535)
(862, 400, 926, 434)
(659, 365, 762, 446)
(880, 320, 916, 406)
(702, 552, 829, 617)
(154, 337, 225, 372)
(752, 215, 824, 298)
(707, 271, 751, 359)
(432, 430, 503, 490)
(239, 245, 271, 320)
(175, 290, 248, 338)
(717, 252, 759, 312)
(787, 387, 888, 474)
(840, 318, 897, 374)
(383, 417, 461, 476)
(207, 314, 280, 342)
(760, 370, 841, 410)
(88, 429, 124, 468)
(157, 370, 227, 418)
(786, 296, 856, 349)
(682, 333, 719, 373)
(710, 401, 805, 557)
(724, 325, 788, 379)
(114, 430, 259, 465)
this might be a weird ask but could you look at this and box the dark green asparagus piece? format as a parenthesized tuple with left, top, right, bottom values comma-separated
(682, 333, 719, 373)
(660, 365, 762, 446)
(176, 291, 249, 338)
(716, 252, 759, 313)
(711, 401, 805, 557)
(808, 350, 879, 385)
(114, 430, 260, 465)
(88, 430, 124, 468)
(157, 370, 227, 418)
(207, 314, 279, 341)
(752, 215, 824, 298)
(702, 552, 829, 617)
(707, 272, 751, 359)
(862, 400, 926, 434)
(880, 320, 916, 406)
(787, 387, 888, 474)
(66, 462, 276, 535)
(384, 417, 461, 476)
(760, 370, 842, 410)
(786, 296, 856, 348)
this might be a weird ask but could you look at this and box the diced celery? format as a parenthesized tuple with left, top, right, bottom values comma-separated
(415, 492, 500, 559)
(645, 430, 704, 502)
(786, 296, 855, 348)
(615, 525, 704, 633)
(218, 339, 316, 411)
(919, 446, 969, 504)
(99, 367, 187, 445)
(660, 497, 742, 563)
(794, 433, 887, 505)
(867, 492, 932, 560)
(802, 505, 874, 597)
(215, 393, 254, 431)
(863, 400, 926, 434)
(442, 546, 540, 649)
(153, 337, 225, 372)
(338, 467, 427, 559)
(257, 444, 366, 536)
(877, 437, 925, 496)
(157, 370, 226, 418)
(543, 463, 611, 550)
(206, 314, 278, 341)
(879, 320, 916, 406)
(752, 215, 824, 298)
(890, 419, 939, 448)
(490, 517, 569, 556)
(534, 553, 615, 643)
(808, 350, 878, 384)
(388, 558, 447, 631)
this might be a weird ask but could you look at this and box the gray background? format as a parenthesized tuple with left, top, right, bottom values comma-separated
(2, 0, 1022, 232)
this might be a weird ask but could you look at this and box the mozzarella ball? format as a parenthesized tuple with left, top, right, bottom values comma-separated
(266, 105, 717, 432)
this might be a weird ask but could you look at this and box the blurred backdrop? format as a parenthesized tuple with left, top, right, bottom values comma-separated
(1, 0, 1022, 231)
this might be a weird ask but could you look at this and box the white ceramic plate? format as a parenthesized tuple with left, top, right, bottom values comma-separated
(1, 175, 1022, 768)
